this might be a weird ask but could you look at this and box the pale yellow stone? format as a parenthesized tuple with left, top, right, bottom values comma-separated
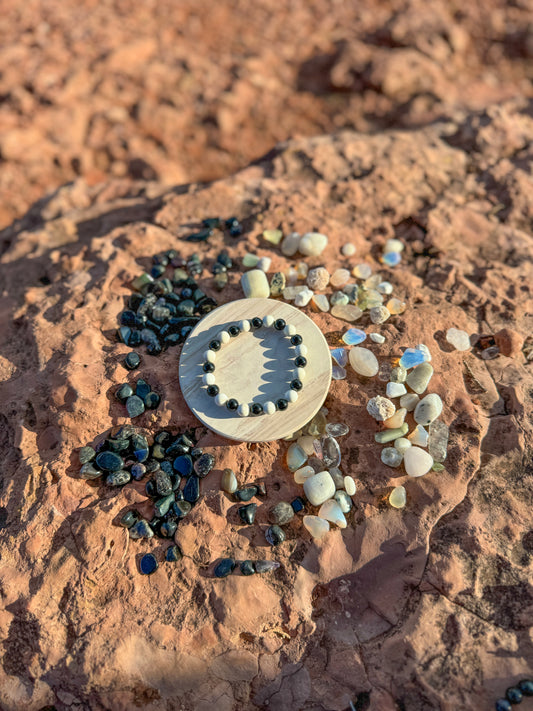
(343, 476, 356, 496)
(341, 243, 356, 256)
(389, 485, 406, 508)
(386, 298, 406, 315)
(394, 437, 412, 454)
(303, 515, 330, 540)
(349, 347, 379, 377)
(294, 465, 315, 484)
(352, 263, 372, 279)
(262, 228, 283, 245)
(330, 268, 351, 288)
(297, 436, 316, 456)
(400, 393, 419, 412)
(383, 407, 407, 429)
(331, 304, 363, 322)
(311, 294, 330, 312)
(241, 269, 270, 298)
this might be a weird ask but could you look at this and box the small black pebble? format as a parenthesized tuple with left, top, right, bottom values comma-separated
(154, 493, 175, 518)
(194, 453, 215, 477)
(265, 525, 286, 546)
(129, 519, 154, 539)
(155, 470, 173, 496)
(119, 510, 139, 528)
(214, 558, 235, 578)
(173, 454, 193, 476)
(144, 392, 161, 409)
(160, 520, 178, 538)
(183, 474, 200, 503)
(228, 325, 240, 337)
(291, 496, 305, 513)
(106, 470, 131, 486)
(234, 486, 258, 502)
(295, 356, 307, 367)
(172, 500, 192, 518)
(116, 383, 134, 403)
(126, 395, 145, 418)
(124, 352, 141, 370)
(506, 688, 523, 704)
(135, 379, 151, 399)
(290, 379, 303, 391)
(238, 503, 257, 525)
(166, 544, 183, 562)
(240, 560, 255, 576)
(495, 701, 512, 711)
(139, 553, 158, 575)
(209, 339, 221, 351)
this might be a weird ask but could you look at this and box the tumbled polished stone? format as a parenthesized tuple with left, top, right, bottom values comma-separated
(106, 470, 131, 486)
(318, 499, 347, 528)
(126, 395, 145, 418)
(269, 502, 294, 526)
(265, 525, 286, 546)
(238, 503, 257, 525)
(299, 232, 328, 256)
(194, 453, 215, 478)
(129, 519, 154, 539)
(214, 558, 235, 578)
(183, 475, 200, 503)
(381, 447, 403, 467)
(286, 443, 308, 471)
(428, 420, 449, 462)
(221, 468, 238, 493)
(325, 423, 349, 437)
(404, 447, 434, 477)
(95, 451, 124, 472)
(240, 560, 255, 576)
(303, 515, 330, 540)
(254, 560, 281, 573)
(321, 435, 341, 468)
(79, 446, 96, 464)
(414, 394, 443, 426)
(389, 486, 406, 508)
(79, 462, 102, 480)
(334, 490, 353, 513)
(374, 423, 409, 443)
(166, 544, 183, 562)
(349, 347, 379, 377)
(139, 553, 158, 575)
(406, 362, 434, 394)
(303, 471, 336, 506)
(241, 269, 270, 298)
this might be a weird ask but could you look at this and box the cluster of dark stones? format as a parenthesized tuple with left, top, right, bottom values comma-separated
(117, 249, 218, 355)
(79, 425, 215, 574)
(115, 377, 161, 418)
(184, 216, 243, 243)
(495, 679, 533, 710)
(214, 558, 280, 578)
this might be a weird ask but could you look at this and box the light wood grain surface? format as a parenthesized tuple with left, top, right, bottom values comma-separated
(178, 297, 332, 442)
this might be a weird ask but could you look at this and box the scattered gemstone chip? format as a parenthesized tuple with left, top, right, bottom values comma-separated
(399, 348, 426, 369)
(139, 553, 158, 575)
(330, 347, 348, 367)
(342, 328, 366, 345)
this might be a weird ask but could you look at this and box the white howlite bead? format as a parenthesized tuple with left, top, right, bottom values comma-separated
(238, 403, 250, 417)
(284, 324, 296, 336)
(239, 319, 251, 332)
(263, 315, 274, 327)
(204, 350, 216, 363)
(264, 401, 276, 415)
(285, 390, 298, 403)
(218, 330, 230, 344)
(295, 367, 306, 380)
(295, 344, 308, 357)
(215, 393, 228, 407)
(202, 373, 215, 385)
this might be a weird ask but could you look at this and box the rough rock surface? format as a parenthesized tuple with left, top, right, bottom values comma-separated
(1, 101, 533, 711)
(1, 0, 533, 228)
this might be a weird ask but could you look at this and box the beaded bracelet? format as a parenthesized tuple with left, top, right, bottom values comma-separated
(201, 316, 307, 417)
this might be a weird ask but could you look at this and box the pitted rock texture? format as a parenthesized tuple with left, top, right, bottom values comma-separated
(1, 0, 533, 228)
(0, 102, 532, 711)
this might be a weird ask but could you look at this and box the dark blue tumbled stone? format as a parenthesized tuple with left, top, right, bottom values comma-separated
(135, 379, 151, 399)
(139, 553, 158, 575)
(120, 310, 137, 326)
(160, 460, 173, 475)
(132, 433, 148, 450)
(118, 326, 132, 344)
(518, 680, 533, 696)
(173, 455, 193, 477)
(134, 447, 149, 463)
(128, 330, 143, 347)
(291, 497, 305, 513)
(144, 392, 161, 409)
(95, 451, 124, 472)
(106, 470, 131, 486)
(129, 519, 154, 539)
(506, 687, 523, 704)
(126, 395, 145, 418)
(194, 453, 215, 478)
(131, 463, 146, 480)
(240, 560, 255, 576)
(124, 352, 141, 370)
(145, 459, 160, 473)
(160, 520, 178, 538)
(115, 384, 133, 402)
(214, 558, 235, 578)
(151, 265, 166, 278)
(183, 475, 200, 503)
(495, 700, 512, 711)
(154, 494, 175, 518)
(166, 544, 183, 562)
(106, 438, 129, 453)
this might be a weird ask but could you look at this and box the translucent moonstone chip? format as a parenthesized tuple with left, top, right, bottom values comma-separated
(394, 437, 412, 454)
(294, 465, 315, 484)
(386, 382, 407, 398)
(400, 393, 419, 411)
(312, 294, 330, 312)
(370, 333, 386, 344)
(303, 515, 330, 540)
(382, 252, 401, 267)
(352, 263, 372, 279)
(446, 327, 471, 351)
(349, 347, 379, 377)
(342, 328, 366, 345)
(287, 443, 308, 471)
(381, 447, 403, 467)
(408, 424, 429, 447)
(326, 423, 349, 437)
(281, 231, 300, 256)
(294, 288, 314, 307)
(318, 499, 347, 528)
(332, 365, 347, 380)
(303, 470, 336, 506)
(404, 446, 434, 477)
(321, 436, 341, 468)
(399, 349, 426, 369)
(369, 306, 391, 324)
(331, 347, 348, 366)
(389, 485, 406, 508)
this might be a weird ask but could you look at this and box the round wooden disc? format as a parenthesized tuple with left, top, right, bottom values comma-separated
(179, 297, 332, 442)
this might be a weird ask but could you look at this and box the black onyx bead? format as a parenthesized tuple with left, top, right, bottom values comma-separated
(295, 356, 307, 368)
(506, 688, 523, 704)
(209, 339, 221, 351)
(290, 378, 303, 391)
(290, 334, 303, 346)
(251, 403, 263, 416)
(518, 680, 533, 696)
(203, 361, 215, 373)
(276, 399, 288, 411)
(274, 318, 286, 330)
(495, 701, 512, 711)
(207, 385, 219, 397)
(226, 398, 239, 411)
(228, 325, 240, 337)
(139, 553, 158, 575)
(251, 317, 263, 329)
